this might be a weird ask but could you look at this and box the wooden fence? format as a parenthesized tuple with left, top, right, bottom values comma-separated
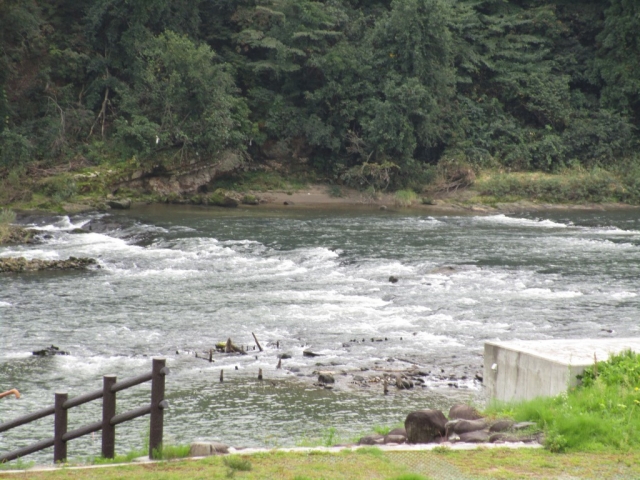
(0, 358, 169, 464)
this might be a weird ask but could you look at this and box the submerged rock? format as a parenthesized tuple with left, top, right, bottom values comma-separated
(33, 345, 69, 356)
(318, 373, 335, 384)
(0, 226, 38, 246)
(107, 198, 132, 210)
(0, 256, 97, 273)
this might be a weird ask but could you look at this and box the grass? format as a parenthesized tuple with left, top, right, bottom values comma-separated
(4, 448, 640, 479)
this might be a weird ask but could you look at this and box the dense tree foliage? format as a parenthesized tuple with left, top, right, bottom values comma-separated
(0, 0, 638, 186)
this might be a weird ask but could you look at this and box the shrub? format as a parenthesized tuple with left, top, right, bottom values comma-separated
(39, 177, 77, 202)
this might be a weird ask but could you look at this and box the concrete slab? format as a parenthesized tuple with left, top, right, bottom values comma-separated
(484, 338, 640, 402)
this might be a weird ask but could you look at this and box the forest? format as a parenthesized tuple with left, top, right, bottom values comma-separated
(1, 0, 639, 193)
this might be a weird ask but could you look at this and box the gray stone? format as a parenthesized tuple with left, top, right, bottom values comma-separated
(451, 419, 488, 435)
(514, 422, 537, 431)
(189, 442, 229, 457)
(388, 427, 406, 437)
(358, 434, 384, 445)
(458, 430, 490, 443)
(489, 419, 515, 433)
(405, 409, 447, 444)
(448, 404, 483, 420)
(384, 434, 406, 444)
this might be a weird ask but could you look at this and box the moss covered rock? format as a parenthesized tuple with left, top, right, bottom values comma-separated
(0, 256, 97, 273)
(206, 189, 238, 208)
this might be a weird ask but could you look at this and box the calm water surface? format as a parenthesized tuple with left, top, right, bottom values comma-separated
(2, 205, 640, 462)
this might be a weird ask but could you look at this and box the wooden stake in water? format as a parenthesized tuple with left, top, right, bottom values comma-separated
(252, 332, 264, 352)
(258, 368, 263, 380)
(220, 369, 224, 383)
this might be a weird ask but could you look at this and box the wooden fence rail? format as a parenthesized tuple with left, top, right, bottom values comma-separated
(0, 358, 169, 464)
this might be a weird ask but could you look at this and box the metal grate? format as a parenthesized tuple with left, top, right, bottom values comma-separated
(385, 450, 474, 480)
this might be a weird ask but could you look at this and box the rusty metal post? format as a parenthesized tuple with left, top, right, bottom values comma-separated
(54, 392, 68, 463)
(149, 358, 167, 459)
(102, 375, 117, 459)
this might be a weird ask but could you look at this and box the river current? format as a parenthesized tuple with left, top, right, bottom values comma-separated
(1, 205, 640, 462)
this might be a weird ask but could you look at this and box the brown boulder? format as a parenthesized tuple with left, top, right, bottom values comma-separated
(405, 409, 447, 444)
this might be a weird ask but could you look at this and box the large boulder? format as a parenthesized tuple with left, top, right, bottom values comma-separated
(405, 409, 447, 444)
(448, 404, 483, 420)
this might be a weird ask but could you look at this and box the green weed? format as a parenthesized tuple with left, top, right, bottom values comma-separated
(394, 189, 417, 207)
(223, 455, 252, 477)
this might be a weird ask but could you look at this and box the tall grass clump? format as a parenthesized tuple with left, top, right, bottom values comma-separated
(486, 350, 640, 452)
(0, 208, 16, 225)
(394, 189, 417, 207)
(0, 208, 17, 243)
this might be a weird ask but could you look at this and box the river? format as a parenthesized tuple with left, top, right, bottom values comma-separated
(1, 205, 639, 462)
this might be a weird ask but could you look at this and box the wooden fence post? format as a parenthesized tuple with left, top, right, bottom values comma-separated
(54, 392, 68, 463)
(149, 358, 167, 459)
(102, 375, 117, 459)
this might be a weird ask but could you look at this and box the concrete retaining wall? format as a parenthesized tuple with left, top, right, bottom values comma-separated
(484, 338, 640, 402)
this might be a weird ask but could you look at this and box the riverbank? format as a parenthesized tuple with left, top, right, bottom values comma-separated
(3, 161, 640, 216)
(4, 182, 639, 219)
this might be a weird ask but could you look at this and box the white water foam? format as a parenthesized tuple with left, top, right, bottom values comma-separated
(610, 291, 638, 300)
(518, 288, 583, 299)
(0, 301, 12, 307)
(33, 215, 91, 231)
(473, 214, 568, 228)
